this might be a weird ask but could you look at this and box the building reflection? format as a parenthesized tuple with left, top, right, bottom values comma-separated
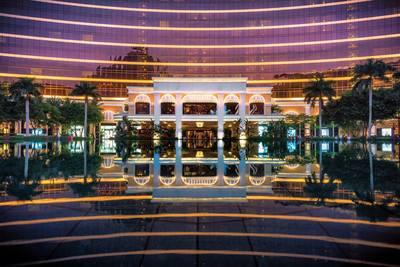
(0, 141, 398, 207)
(110, 140, 398, 203)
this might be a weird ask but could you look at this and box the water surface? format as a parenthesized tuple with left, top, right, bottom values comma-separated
(0, 140, 399, 266)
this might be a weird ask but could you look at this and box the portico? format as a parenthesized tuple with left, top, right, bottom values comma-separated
(114, 77, 284, 139)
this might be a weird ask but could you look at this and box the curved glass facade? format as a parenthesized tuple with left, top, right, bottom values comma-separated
(0, 0, 399, 97)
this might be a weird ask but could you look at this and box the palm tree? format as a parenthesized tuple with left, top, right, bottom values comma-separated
(70, 82, 101, 138)
(351, 59, 395, 138)
(9, 78, 42, 136)
(304, 171, 336, 206)
(304, 73, 335, 137)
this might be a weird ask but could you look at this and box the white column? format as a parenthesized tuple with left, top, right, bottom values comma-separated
(175, 93, 182, 139)
(153, 150, 160, 188)
(239, 93, 246, 139)
(217, 140, 224, 185)
(264, 104, 271, 116)
(154, 93, 160, 125)
(129, 104, 135, 115)
(175, 140, 182, 185)
(305, 104, 311, 137)
(239, 93, 246, 119)
(15, 121, 20, 134)
(217, 93, 224, 139)
(239, 147, 247, 186)
(371, 125, 377, 136)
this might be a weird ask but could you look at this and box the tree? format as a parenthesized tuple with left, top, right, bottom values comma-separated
(70, 82, 101, 138)
(9, 78, 43, 136)
(59, 99, 103, 136)
(261, 120, 288, 139)
(285, 113, 313, 137)
(69, 142, 100, 197)
(323, 144, 400, 197)
(0, 82, 12, 123)
(304, 73, 335, 137)
(45, 98, 65, 135)
(351, 59, 395, 138)
(323, 88, 400, 137)
(304, 171, 336, 206)
(29, 98, 62, 134)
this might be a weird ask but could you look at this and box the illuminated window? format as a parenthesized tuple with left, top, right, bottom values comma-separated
(258, 125, 268, 136)
(287, 141, 297, 153)
(381, 128, 392, 136)
(382, 143, 392, 152)
(321, 142, 330, 152)
(287, 127, 296, 137)
(321, 128, 330, 137)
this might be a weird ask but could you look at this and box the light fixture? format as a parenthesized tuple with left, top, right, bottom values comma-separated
(196, 122, 204, 128)
(195, 151, 204, 158)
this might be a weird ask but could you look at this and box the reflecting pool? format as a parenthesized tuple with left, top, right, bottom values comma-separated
(0, 140, 399, 266)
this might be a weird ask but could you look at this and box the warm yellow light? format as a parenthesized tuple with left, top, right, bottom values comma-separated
(2, 230, 398, 252)
(33, 0, 371, 14)
(1, 32, 399, 49)
(0, 73, 152, 84)
(195, 151, 204, 158)
(248, 77, 353, 84)
(1, 12, 399, 31)
(1, 52, 399, 67)
(0, 73, 393, 84)
(196, 122, 204, 128)
(1, 212, 399, 227)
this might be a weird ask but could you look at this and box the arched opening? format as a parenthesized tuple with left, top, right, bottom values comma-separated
(134, 94, 151, 115)
(182, 94, 217, 115)
(224, 94, 239, 115)
(249, 95, 265, 115)
(160, 94, 175, 115)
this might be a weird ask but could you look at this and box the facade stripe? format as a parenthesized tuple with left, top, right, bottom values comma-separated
(32, 0, 371, 14)
(1, 32, 399, 49)
(0, 73, 153, 84)
(0, 73, 355, 84)
(1, 12, 399, 31)
(1, 52, 399, 67)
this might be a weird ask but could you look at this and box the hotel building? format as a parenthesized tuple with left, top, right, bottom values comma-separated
(0, 0, 399, 136)
(109, 77, 316, 139)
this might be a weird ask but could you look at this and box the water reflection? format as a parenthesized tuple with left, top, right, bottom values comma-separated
(0, 140, 398, 211)
(1, 140, 400, 266)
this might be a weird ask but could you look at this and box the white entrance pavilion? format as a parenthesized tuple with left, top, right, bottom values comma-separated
(114, 77, 286, 139)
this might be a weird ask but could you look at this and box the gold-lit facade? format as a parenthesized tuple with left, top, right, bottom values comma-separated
(0, 0, 399, 98)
